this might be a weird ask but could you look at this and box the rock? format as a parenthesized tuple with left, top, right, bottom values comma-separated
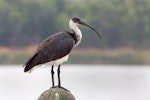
(38, 87, 75, 100)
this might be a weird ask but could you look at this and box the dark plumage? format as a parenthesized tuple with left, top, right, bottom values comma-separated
(24, 31, 76, 72)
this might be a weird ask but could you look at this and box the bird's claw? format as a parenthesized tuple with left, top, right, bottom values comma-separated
(50, 85, 69, 91)
(56, 85, 70, 91)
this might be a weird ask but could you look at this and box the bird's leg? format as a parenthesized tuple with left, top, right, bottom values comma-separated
(57, 65, 61, 87)
(51, 65, 55, 87)
(57, 65, 69, 91)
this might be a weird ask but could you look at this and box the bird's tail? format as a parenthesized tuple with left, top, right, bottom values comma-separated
(23, 53, 38, 72)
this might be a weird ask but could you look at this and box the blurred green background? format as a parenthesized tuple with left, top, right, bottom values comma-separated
(0, 0, 150, 64)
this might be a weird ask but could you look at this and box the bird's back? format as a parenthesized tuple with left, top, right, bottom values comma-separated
(24, 31, 75, 72)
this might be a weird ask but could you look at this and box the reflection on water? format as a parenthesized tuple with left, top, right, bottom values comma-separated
(0, 65, 150, 100)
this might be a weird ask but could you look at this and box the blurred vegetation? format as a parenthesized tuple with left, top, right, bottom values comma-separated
(0, 0, 150, 65)
(0, 0, 150, 49)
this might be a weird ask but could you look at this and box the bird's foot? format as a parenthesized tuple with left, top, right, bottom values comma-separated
(50, 86, 56, 89)
(56, 85, 70, 92)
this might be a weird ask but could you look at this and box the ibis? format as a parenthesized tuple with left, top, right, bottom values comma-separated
(24, 17, 101, 88)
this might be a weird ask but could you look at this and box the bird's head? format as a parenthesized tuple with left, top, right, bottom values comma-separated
(69, 17, 101, 38)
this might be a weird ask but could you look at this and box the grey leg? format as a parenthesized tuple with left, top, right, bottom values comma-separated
(57, 65, 61, 87)
(51, 65, 55, 87)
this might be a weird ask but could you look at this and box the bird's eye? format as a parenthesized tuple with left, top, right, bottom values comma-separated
(72, 17, 80, 23)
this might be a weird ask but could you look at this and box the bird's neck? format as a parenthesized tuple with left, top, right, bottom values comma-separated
(72, 26, 82, 47)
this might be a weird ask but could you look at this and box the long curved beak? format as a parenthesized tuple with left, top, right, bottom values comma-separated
(78, 20, 102, 39)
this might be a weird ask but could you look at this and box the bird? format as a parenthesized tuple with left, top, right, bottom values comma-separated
(23, 17, 101, 88)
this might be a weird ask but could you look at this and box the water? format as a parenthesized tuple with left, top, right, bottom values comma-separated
(0, 65, 150, 100)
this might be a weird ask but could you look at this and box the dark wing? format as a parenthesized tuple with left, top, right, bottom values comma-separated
(24, 32, 74, 72)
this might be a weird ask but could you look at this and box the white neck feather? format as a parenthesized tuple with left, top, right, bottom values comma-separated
(69, 19, 82, 47)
